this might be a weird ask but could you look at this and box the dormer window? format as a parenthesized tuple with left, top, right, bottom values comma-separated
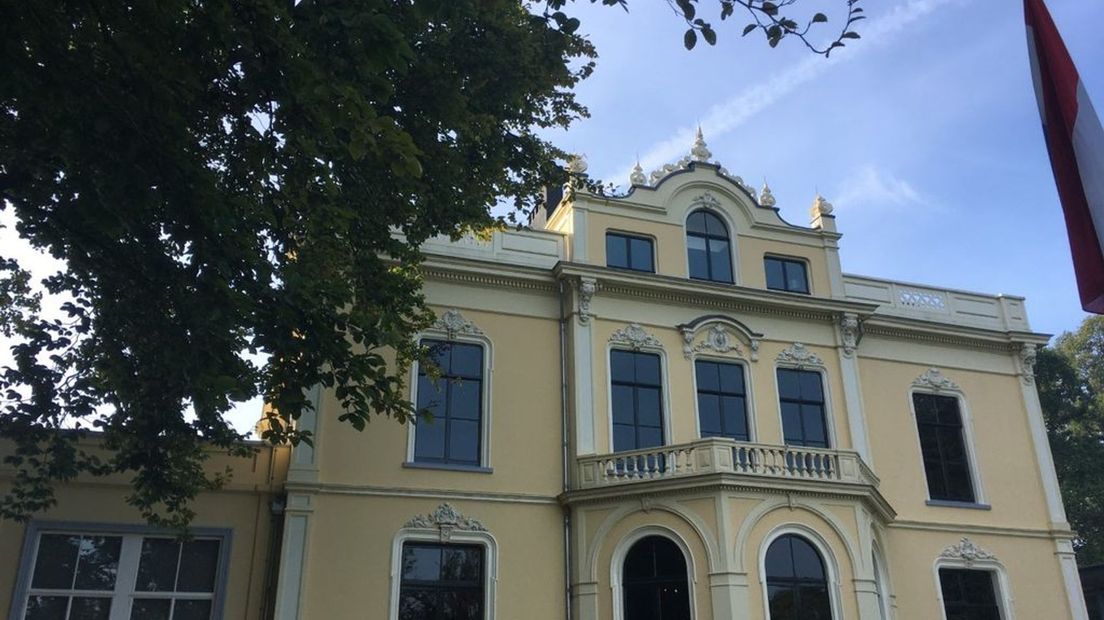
(765, 256, 810, 294)
(686, 210, 733, 283)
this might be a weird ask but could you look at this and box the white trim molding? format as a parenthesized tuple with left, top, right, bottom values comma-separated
(610, 526, 699, 620)
(678, 315, 762, 362)
(932, 538, 1015, 620)
(389, 503, 498, 620)
(757, 525, 845, 620)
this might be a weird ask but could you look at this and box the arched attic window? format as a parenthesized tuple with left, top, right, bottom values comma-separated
(686, 210, 733, 284)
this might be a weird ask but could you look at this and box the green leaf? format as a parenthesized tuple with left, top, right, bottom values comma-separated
(702, 26, 717, 46)
(842, 31, 861, 39)
(676, 0, 696, 20)
(684, 28, 698, 50)
(742, 23, 757, 36)
(812, 12, 828, 23)
(761, 2, 779, 16)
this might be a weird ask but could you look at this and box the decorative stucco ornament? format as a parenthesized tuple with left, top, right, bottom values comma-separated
(913, 367, 959, 392)
(811, 194, 834, 218)
(577, 277, 597, 324)
(776, 343, 824, 369)
(691, 191, 722, 211)
(433, 309, 483, 338)
(404, 503, 487, 541)
(681, 324, 745, 360)
(629, 161, 647, 186)
(609, 323, 663, 351)
(759, 182, 777, 208)
(566, 154, 589, 175)
(690, 126, 712, 162)
(940, 537, 996, 566)
(1019, 343, 1037, 385)
(839, 313, 859, 358)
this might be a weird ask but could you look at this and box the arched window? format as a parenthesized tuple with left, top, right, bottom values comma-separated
(765, 535, 832, 620)
(686, 210, 733, 283)
(622, 536, 691, 620)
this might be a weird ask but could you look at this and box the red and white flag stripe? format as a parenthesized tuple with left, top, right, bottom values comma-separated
(1025, 0, 1104, 313)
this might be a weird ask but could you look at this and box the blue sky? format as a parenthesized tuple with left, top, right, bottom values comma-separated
(549, 0, 1104, 338)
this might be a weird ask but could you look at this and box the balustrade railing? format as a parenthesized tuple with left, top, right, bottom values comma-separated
(575, 438, 875, 490)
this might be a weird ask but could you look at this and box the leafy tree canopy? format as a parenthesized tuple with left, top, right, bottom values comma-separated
(0, 0, 861, 528)
(1036, 316, 1104, 565)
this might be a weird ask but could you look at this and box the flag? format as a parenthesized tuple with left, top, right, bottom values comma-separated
(1025, 0, 1104, 313)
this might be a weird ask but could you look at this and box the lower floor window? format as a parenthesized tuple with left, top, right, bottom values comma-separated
(765, 534, 833, 620)
(399, 542, 484, 620)
(939, 568, 1002, 620)
(20, 527, 224, 620)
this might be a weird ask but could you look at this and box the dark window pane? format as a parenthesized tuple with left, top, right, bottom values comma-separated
(398, 589, 435, 620)
(698, 394, 721, 435)
(791, 537, 826, 580)
(69, 597, 112, 620)
(32, 534, 80, 589)
(638, 427, 663, 449)
(441, 547, 482, 582)
(768, 585, 797, 619)
(913, 393, 975, 502)
(635, 353, 662, 386)
(786, 262, 809, 293)
(413, 416, 446, 461)
(687, 237, 709, 280)
(402, 545, 441, 581)
(448, 381, 481, 421)
(623, 537, 691, 620)
(613, 424, 637, 452)
(611, 350, 636, 383)
(630, 237, 654, 272)
(722, 397, 748, 439)
(709, 240, 733, 282)
(422, 339, 451, 373)
(686, 212, 709, 234)
(777, 370, 801, 399)
(802, 405, 828, 447)
(637, 388, 662, 427)
(718, 363, 744, 394)
(172, 600, 212, 620)
(612, 385, 636, 425)
(448, 420, 480, 464)
(695, 361, 719, 392)
(177, 539, 220, 593)
(129, 598, 171, 620)
(136, 538, 179, 592)
(799, 372, 824, 401)
(25, 596, 70, 620)
(607, 234, 629, 269)
(798, 585, 831, 618)
(765, 537, 794, 579)
(73, 536, 121, 591)
(781, 403, 803, 444)
(449, 344, 483, 380)
(703, 212, 727, 237)
(765, 258, 786, 291)
(416, 376, 445, 417)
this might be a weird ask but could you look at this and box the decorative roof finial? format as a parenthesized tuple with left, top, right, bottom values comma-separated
(629, 160, 647, 186)
(811, 194, 834, 217)
(690, 125, 712, 162)
(759, 181, 777, 208)
(566, 153, 588, 175)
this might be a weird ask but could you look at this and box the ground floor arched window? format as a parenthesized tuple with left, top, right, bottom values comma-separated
(765, 534, 833, 620)
(622, 535, 691, 620)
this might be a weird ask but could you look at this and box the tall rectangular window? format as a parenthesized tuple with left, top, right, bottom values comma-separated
(777, 369, 828, 448)
(606, 233, 655, 273)
(913, 393, 976, 503)
(764, 257, 810, 294)
(611, 350, 664, 452)
(399, 542, 484, 620)
(18, 529, 225, 619)
(939, 568, 1002, 620)
(695, 360, 749, 441)
(415, 340, 484, 467)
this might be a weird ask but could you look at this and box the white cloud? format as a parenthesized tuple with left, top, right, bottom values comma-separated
(603, 0, 963, 183)
(832, 165, 926, 211)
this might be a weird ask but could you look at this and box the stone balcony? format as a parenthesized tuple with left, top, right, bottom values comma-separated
(569, 438, 891, 517)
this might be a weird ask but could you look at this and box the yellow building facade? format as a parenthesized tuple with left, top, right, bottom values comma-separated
(0, 135, 1091, 619)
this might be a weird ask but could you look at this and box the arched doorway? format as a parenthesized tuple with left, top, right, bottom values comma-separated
(622, 535, 692, 620)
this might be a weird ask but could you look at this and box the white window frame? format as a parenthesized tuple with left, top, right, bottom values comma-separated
(9, 521, 232, 620)
(610, 526, 698, 620)
(758, 525, 844, 620)
(907, 386, 988, 507)
(932, 559, 1015, 620)
(684, 207, 739, 285)
(773, 355, 837, 450)
(605, 340, 673, 454)
(388, 528, 498, 620)
(406, 328, 494, 471)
